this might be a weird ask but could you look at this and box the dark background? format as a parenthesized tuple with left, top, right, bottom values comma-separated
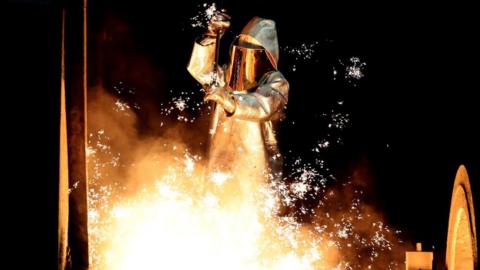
(6, 0, 479, 268)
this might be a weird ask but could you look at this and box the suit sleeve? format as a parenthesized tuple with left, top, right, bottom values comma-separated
(187, 36, 217, 86)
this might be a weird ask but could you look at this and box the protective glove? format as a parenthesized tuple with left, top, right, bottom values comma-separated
(204, 85, 236, 114)
(206, 11, 231, 37)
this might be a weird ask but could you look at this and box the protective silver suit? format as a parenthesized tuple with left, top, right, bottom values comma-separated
(187, 16, 289, 200)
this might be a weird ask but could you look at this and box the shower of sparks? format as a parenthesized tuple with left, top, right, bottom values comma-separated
(158, 90, 206, 122)
(284, 42, 319, 60)
(327, 111, 350, 130)
(318, 140, 330, 149)
(190, 2, 218, 28)
(174, 98, 187, 111)
(345, 57, 366, 80)
(291, 182, 310, 199)
(283, 41, 320, 72)
(110, 80, 142, 113)
(334, 56, 367, 86)
(87, 83, 405, 270)
(114, 99, 130, 112)
(87, 138, 335, 269)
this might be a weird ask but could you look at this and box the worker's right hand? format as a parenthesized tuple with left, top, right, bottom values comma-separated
(207, 11, 231, 37)
(211, 66, 226, 88)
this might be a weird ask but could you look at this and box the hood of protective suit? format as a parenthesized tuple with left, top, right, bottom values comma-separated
(239, 16, 279, 68)
(226, 17, 280, 91)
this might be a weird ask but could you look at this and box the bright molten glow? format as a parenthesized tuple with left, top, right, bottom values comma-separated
(99, 187, 320, 270)
(87, 142, 335, 270)
(87, 89, 405, 270)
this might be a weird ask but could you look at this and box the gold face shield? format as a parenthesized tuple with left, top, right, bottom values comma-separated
(225, 38, 275, 92)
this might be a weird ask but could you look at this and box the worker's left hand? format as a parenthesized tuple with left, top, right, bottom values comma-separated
(207, 11, 231, 37)
(204, 85, 236, 114)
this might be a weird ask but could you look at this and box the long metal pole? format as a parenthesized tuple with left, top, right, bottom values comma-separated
(64, 0, 89, 269)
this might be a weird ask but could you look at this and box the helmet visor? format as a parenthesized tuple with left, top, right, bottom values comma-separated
(226, 39, 274, 91)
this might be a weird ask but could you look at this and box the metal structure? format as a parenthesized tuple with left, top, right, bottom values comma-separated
(446, 165, 477, 270)
(58, 0, 89, 269)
